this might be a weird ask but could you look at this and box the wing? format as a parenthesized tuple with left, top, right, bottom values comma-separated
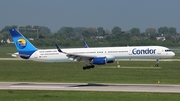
(55, 44, 96, 62)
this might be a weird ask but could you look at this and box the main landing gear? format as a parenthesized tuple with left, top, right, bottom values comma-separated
(155, 58, 159, 67)
(83, 65, 95, 70)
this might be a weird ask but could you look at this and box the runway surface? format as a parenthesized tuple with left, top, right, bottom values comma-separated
(0, 82, 180, 93)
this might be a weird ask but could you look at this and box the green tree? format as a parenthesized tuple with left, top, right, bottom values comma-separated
(73, 27, 84, 34)
(130, 28, 140, 36)
(57, 27, 74, 39)
(81, 28, 97, 38)
(39, 26, 51, 34)
(1, 25, 17, 33)
(25, 25, 32, 30)
(158, 26, 168, 34)
(168, 27, 177, 35)
(97, 27, 105, 36)
(111, 26, 121, 34)
(104, 29, 111, 35)
(1, 32, 10, 42)
(145, 28, 157, 35)
(131, 36, 139, 41)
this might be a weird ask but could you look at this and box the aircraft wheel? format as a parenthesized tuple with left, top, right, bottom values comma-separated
(83, 66, 86, 70)
(87, 66, 91, 69)
(155, 64, 159, 67)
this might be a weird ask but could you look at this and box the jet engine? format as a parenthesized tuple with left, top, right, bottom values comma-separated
(92, 56, 115, 65)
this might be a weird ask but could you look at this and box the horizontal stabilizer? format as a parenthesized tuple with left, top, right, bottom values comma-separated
(19, 54, 30, 57)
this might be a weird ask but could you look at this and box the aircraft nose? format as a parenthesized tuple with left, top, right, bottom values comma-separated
(172, 52, 175, 57)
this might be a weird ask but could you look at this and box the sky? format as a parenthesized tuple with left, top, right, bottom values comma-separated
(0, 0, 180, 32)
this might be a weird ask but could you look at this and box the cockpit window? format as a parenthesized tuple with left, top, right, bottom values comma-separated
(165, 50, 172, 52)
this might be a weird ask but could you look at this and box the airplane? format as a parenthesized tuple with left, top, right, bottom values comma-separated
(9, 28, 175, 70)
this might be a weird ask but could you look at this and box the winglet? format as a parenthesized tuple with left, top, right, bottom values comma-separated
(55, 44, 63, 53)
(83, 40, 89, 48)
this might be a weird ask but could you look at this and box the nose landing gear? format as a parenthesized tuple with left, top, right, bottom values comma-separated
(155, 58, 159, 67)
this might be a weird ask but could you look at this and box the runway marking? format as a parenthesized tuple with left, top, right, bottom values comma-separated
(10, 85, 80, 89)
(11, 86, 65, 89)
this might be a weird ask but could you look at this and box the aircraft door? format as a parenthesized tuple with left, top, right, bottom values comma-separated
(157, 49, 161, 55)
(33, 52, 38, 58)
(129, 49, 132, 55)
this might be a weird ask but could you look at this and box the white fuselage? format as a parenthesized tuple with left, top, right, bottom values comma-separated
(29, 46, 175, 62)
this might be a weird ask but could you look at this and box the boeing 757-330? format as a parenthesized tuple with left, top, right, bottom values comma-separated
(9, 29, 175, 70)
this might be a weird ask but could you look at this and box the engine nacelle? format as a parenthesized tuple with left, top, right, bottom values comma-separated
(92, 56, 115, 65)
(92, 57, 106, 65)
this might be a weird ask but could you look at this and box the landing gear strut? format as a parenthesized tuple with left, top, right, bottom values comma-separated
(155, 58, 159, 67)
(83, 65, 95, 70)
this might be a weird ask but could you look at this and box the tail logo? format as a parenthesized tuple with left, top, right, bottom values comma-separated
(17, 38, 27, 49)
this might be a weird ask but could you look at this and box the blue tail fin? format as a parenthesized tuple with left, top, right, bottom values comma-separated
(83, 40, 89, 48)
(9, 29, 37, 59)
